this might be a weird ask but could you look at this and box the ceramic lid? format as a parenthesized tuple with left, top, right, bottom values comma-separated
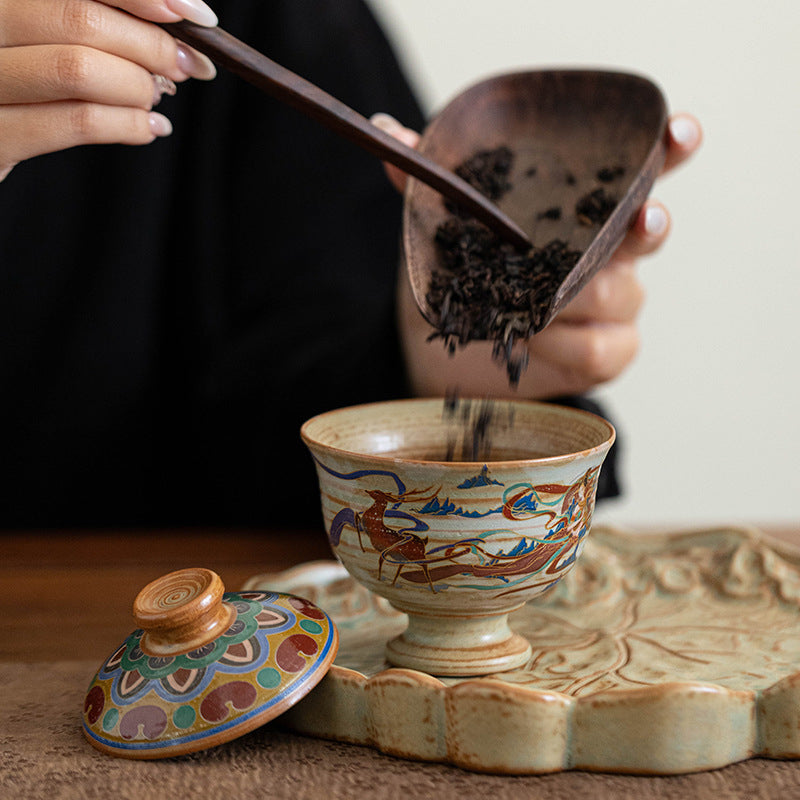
(82, 567, 338, 759)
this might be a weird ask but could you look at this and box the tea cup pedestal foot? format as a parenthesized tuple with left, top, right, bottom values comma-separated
(385, 611, 532, 676)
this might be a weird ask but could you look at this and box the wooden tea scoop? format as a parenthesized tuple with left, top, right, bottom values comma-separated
(403, 70, 669, 337)
(159, 21, 531, 250)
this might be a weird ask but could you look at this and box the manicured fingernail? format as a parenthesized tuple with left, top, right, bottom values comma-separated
(152, 75, 177, 107)
(370, 112, 417, 148)
(644, 204, 668, 237)
(166, 0, 218, 27)
(176, 43, 217, 80)
(669, 115, 700, 148)
(371, 112, 403, 134)
(149, 112, 173, 138)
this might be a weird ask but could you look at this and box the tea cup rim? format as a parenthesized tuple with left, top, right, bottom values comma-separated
(300, 397, 615, 468)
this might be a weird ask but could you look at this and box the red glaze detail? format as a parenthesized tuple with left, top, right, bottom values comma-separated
(288, 597, 325, 620)
(199, 681, 258, 723)
(104, 643, 127, 671)
(118, 668, 146, 698)
(165, 667, 200, 694)
(275, 634, 319, 673)
(256, 608, 288, 627)
(84, 685, 105, 725)
(224, 642, 250, 660)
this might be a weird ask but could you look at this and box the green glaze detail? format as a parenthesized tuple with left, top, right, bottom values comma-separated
(300, 620, 324, 635)
(102, 708, 119, 732)
(257, 668, 282, 689)
(173, 705, 197, 729)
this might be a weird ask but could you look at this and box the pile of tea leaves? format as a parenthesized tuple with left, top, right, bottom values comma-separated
(426, 146, 624, 385)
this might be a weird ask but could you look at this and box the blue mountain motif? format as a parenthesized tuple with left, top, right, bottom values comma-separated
(415, 496, 503, 518)
(510, 493, 539, 514)
(491, 537, 539, 560)
(506, 537, 538, 556)
(458, 465, 503, 489)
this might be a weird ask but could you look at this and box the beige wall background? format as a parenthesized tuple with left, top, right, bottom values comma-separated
(368, 0, 800, 527)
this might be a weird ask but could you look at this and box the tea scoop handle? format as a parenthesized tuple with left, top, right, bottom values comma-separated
(133, 567, 235, 657)
(159, 20, 531, 250)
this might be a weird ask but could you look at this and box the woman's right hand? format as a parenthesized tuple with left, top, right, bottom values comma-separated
(0, 0, 219, 182)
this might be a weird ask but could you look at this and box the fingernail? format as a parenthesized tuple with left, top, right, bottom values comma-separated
(149, 112, 173, 138)
(370, 112, 417, 148)
(176, 43, 217, 80)
(152, 75, 177, 107)
(370, 112, 403, 135)
(669, 115, 700, 148)
(165, 0, 218, 27)
(644, 204, 668, 237)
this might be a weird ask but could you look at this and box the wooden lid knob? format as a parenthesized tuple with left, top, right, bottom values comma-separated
(133, 568, 235, 657)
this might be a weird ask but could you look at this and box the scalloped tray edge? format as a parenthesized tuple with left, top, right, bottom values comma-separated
(281, 664, 800, 775)
(246, 524, 800, 775)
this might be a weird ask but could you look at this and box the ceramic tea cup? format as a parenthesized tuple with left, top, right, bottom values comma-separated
(301, 397, 614, 676)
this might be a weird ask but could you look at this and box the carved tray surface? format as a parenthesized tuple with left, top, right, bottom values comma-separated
(244, 525, 800, 775)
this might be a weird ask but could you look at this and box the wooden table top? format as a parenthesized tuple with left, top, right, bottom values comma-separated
(0, 527, 332, 662)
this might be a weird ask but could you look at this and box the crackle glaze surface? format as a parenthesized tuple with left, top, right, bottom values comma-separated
(245, 525, 800, 774)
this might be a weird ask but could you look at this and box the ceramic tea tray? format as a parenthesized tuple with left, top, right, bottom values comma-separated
(244, 525, 800, 775)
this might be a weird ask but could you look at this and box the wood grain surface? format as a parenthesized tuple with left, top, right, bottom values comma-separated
(0, 528, 331, 662)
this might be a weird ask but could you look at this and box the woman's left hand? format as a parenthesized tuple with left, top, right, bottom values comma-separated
(373, 111, 703, 398)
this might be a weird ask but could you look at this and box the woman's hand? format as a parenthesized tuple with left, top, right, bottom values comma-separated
(0, 0, 218, 182)
(373, 111, 703, 398)
(520, 113, 702, 398)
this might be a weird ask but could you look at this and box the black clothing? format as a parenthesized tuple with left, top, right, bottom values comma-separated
(0, 0, 618, 529)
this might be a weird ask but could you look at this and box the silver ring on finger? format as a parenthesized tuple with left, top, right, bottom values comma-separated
(152, 75, 177, 107)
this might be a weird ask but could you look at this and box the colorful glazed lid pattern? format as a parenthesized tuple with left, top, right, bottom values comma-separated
(82, 568, 339, 759)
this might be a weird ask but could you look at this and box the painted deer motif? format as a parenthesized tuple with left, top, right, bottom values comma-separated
(329, 485, 439, 590)
(323, 462, 599, 594)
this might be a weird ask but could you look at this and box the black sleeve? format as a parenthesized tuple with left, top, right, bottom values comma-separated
(0, 0, 425, 528)
(0, 0, 620, 528)
(549, 396, 621, 501)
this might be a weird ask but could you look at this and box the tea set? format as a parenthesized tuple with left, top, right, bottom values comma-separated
(77, 36, 800, 775)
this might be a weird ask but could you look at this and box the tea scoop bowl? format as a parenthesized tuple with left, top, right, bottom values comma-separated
(301, 398, 615, 676)
(403, 69, 669, 336)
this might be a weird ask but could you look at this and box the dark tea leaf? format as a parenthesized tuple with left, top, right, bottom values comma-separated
(426, 146, 624, 386)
